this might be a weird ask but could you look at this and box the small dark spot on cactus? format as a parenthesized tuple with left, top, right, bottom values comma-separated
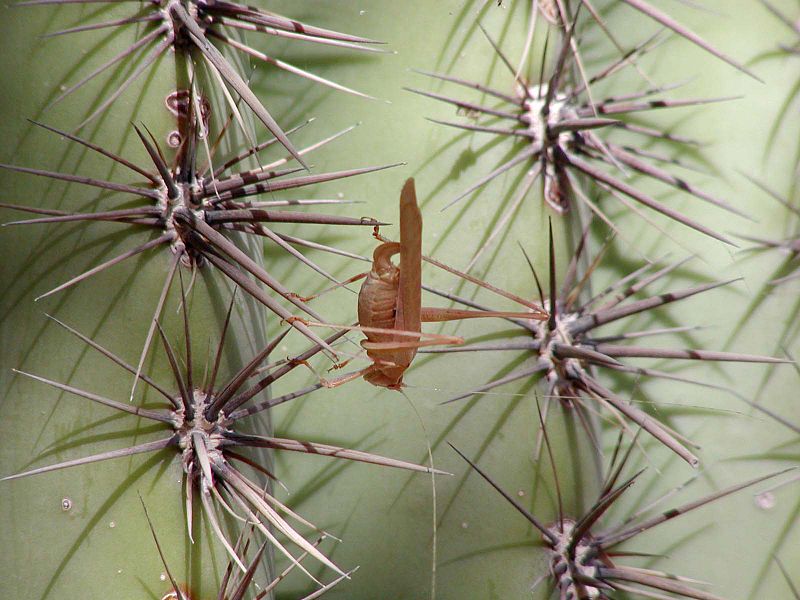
(167, 131, 182, 148)
(456, 106, 481, 120)
(166, 90, 211, 139)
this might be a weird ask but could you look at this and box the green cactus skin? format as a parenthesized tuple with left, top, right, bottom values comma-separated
(260, 2, 800, 599)
(0, 6, 274, 598)
(2, 2, 800, 600)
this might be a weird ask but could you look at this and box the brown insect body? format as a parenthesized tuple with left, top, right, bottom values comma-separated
(358, 244, 402, 335)
(358, 243, 407, 388)
(358, 179, 422, 389)
(339, 177, 543, 391)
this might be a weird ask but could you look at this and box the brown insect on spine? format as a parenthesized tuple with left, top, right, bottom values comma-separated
(294, 177, 548, 390)
(356, 177, 426, 388)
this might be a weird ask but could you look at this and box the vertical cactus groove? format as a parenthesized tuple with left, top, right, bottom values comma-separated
(3, 1, 800, 599)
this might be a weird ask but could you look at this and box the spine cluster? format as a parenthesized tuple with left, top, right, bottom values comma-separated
(2, 1, 800, 599)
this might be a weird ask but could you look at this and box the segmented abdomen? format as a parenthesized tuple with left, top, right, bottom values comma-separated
(358, 270, 399, 346)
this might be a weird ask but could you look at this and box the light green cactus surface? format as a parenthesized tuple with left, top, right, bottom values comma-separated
(2, 2, 800, 600)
